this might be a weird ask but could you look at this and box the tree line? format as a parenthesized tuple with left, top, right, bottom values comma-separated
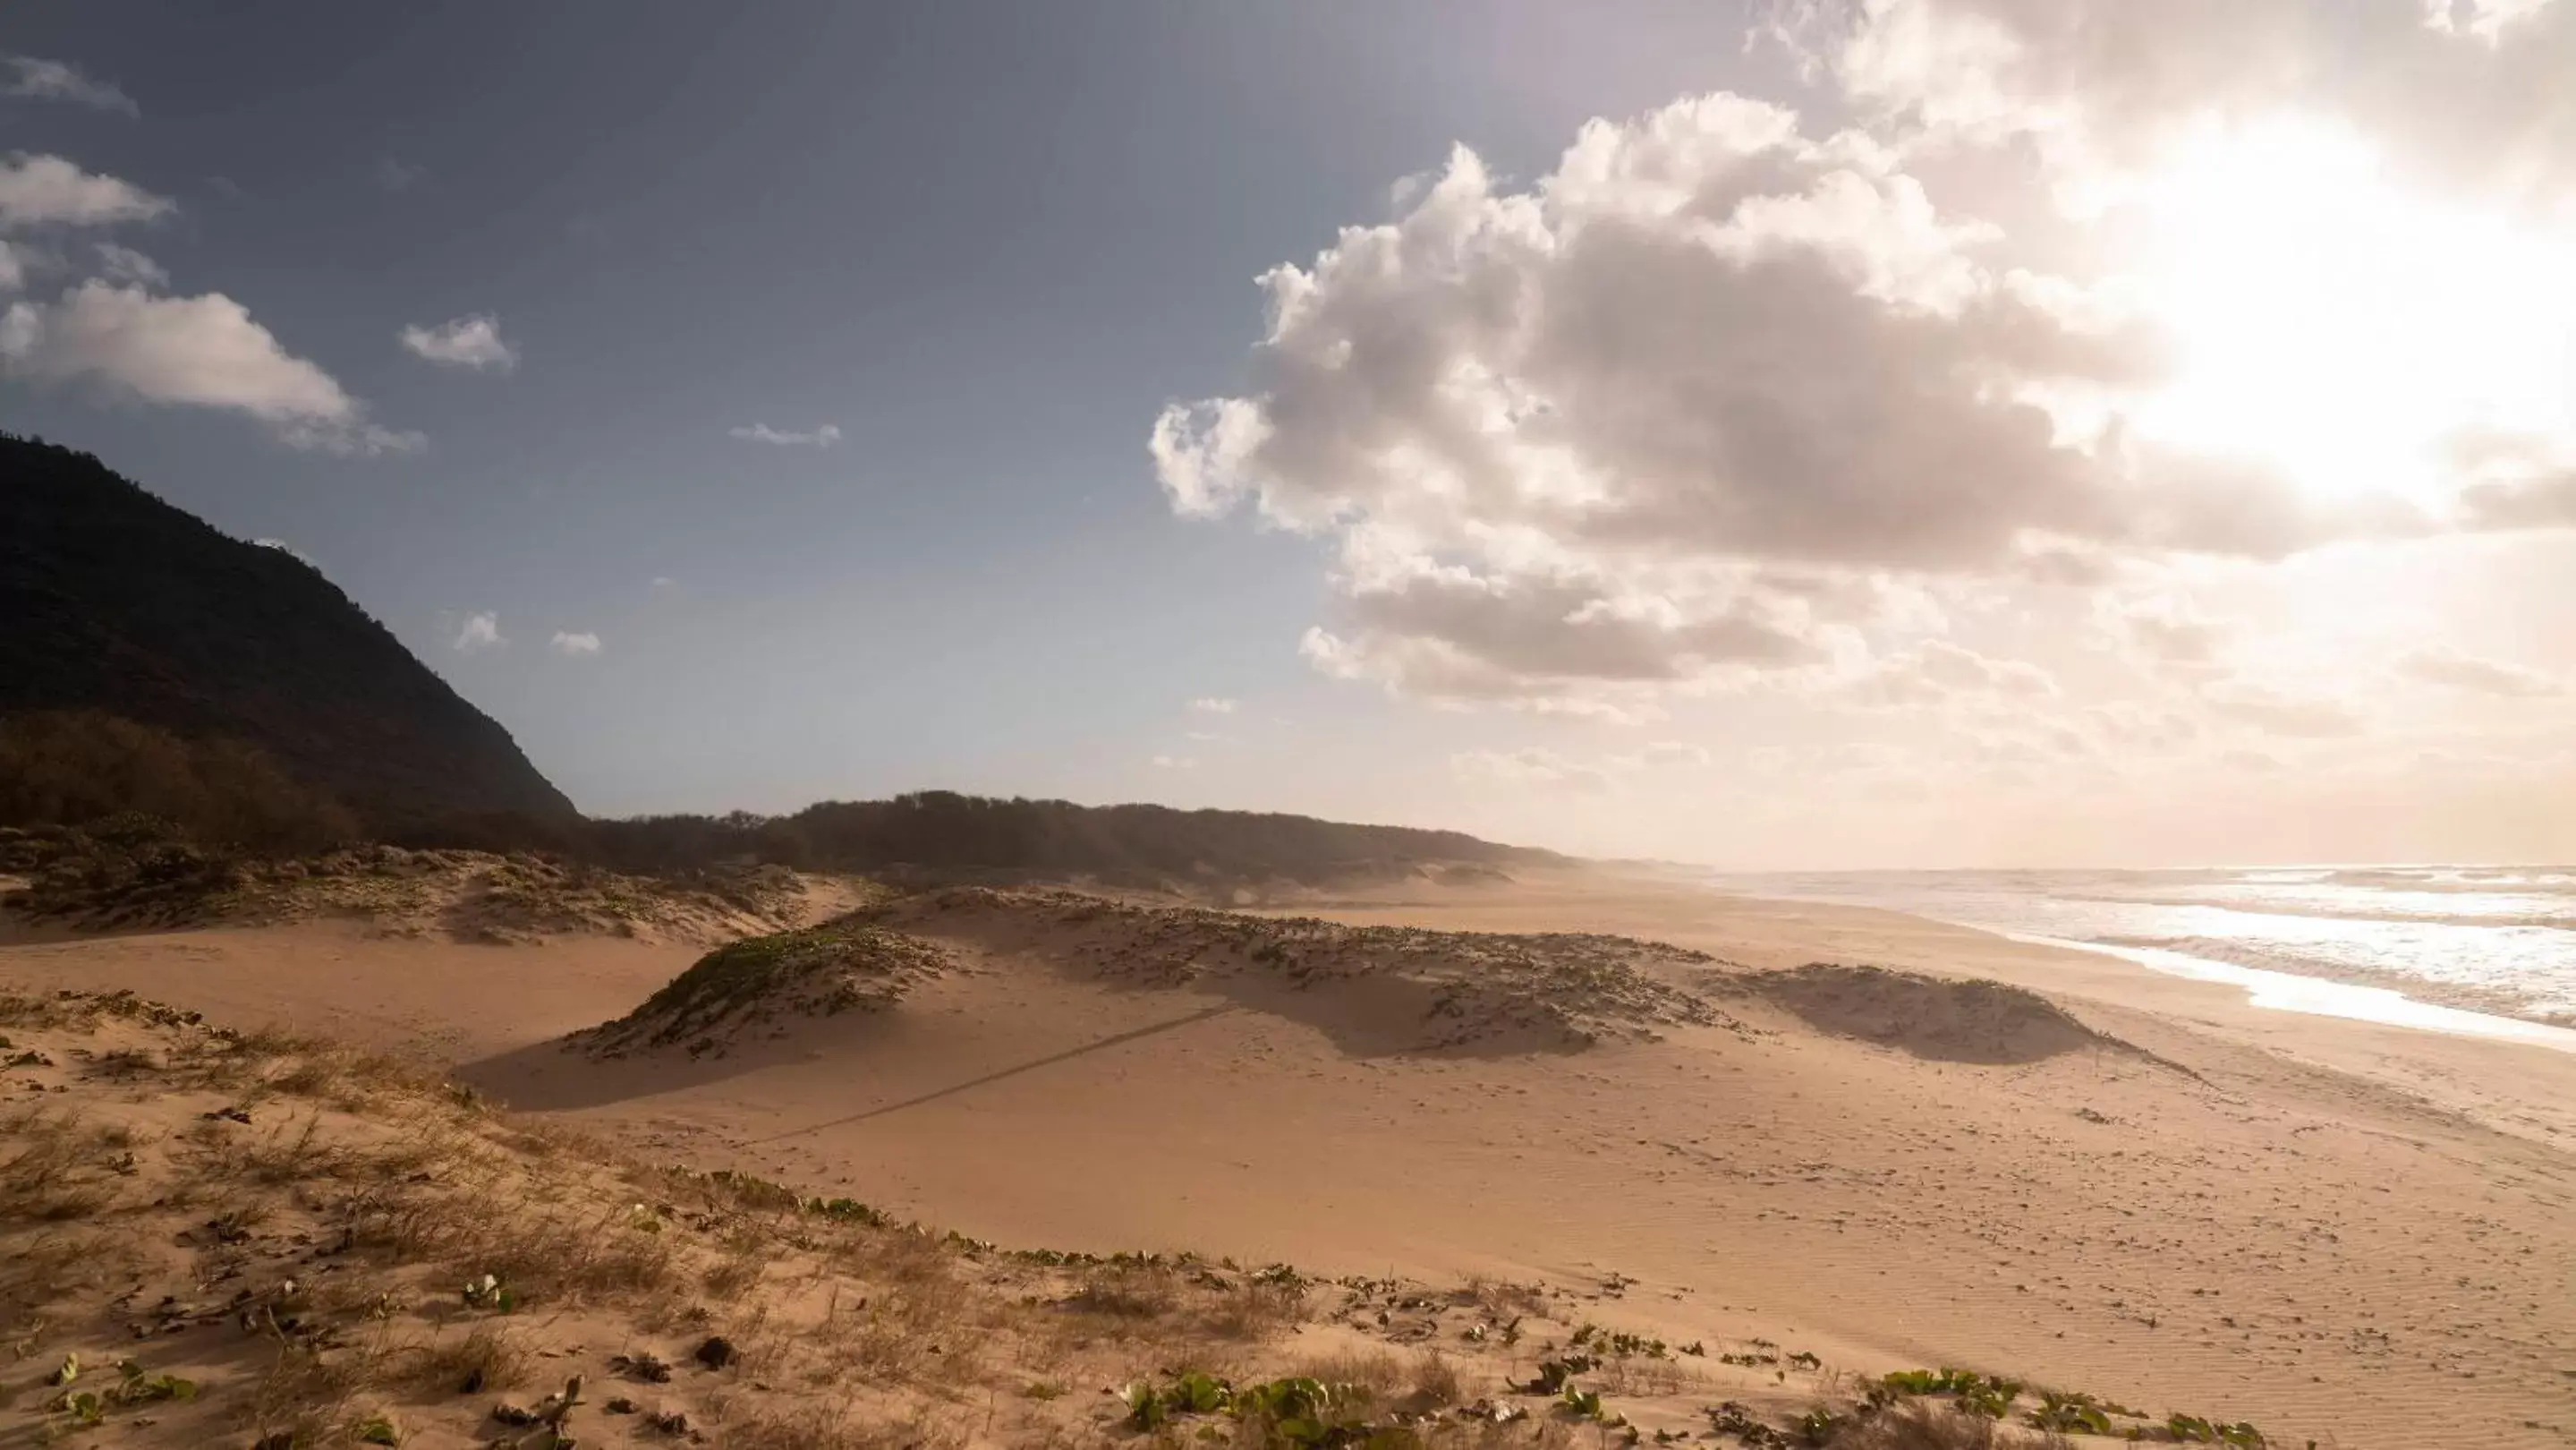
(0, 711, 1548, 885)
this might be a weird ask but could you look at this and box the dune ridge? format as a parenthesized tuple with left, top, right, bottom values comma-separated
(877, 885, 1742, 1052)
(1732, 962, 2172, 1069)
(571, 920, 959, 1059)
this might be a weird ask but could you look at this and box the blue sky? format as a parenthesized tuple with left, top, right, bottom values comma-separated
(0, 2, 1777, 831)
(10, 4, 2576, 867)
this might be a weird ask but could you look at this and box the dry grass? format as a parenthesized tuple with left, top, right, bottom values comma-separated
(1412, 1348, 1467, 1407)
(1826, 1402, 2075, 1449)
(1295, 1347, 1408, 1398)
(244, 1339, 391, 1446)
(1464, 1275, 1549, 1324)
(711, 1401, 960, 1450)
(0, 1105, 123, 1221)
(397, 1324, 531, 1397)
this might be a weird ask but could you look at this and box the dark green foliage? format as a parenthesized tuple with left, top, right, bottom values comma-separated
(1122, 1373, 1382, 1446)
(1526, 1357, 1594, 1394)
(2163, 1413, 2270, 1446)
(3, 814, 255, 922)
(1, 433, 574, 832)
(577, 922, 953, 1055)
(1569, 1322, 1670, 1359)
(2026, 1390, 2113, 1434)
(0, 712, 361, 852)
(1876, 1368, 2021, 1418)
(582, 789, 1560, 888)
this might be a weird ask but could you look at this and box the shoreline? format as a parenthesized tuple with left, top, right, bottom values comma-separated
(1705, 868, 2576, 1036)
(2009, 928, 2576, 1053)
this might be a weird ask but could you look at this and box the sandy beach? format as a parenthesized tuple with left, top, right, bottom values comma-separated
(5, 868, 2572, 1448)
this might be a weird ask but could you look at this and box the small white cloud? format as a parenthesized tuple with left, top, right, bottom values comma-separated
(3, 281, 421, 453)
(1858, 641, 2059, 707)
(1620, 740, 1713, 769)
(1183, 729, 1227, 743)
(2, 56, 137, 116)
(2393, 644, 2560, 697)
(92, 242, 164, 286)
(454, 611, 506, 653)
(2204, 683, 2364, 738)
(729, 422, 842, 448)
(549, 630, 602, 657)
(650, 576, 676, 590)
(0, 241, 23, 293)
(1450, 746, 1617, 795)
(399, 313, 517, 371)
(0, 153, 173, 230)
(252, 537, 316, 567)
(1187, 697, 1238, 714)
(1150, 754, 1199, 771)
(375, 158, 426, 193)
(2104, 596, 2232, 676)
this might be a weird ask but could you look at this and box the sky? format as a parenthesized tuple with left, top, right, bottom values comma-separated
(5, 2, 2576, 870)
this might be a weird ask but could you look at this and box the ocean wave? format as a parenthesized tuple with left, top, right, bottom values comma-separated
(1711, 865, 2576, 1030)
(2091, 933, 2576, 1027)
(2076, 883, 2576, 930)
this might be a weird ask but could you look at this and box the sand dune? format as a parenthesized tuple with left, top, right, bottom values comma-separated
(7, 868, 2575, 1447)
(1731, 962, 2164, 1068)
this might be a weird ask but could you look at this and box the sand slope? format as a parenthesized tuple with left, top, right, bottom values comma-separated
(8, 870, 2574, 1447)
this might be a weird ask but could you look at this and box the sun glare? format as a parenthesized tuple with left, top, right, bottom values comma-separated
(2129, 118, 2576, 504)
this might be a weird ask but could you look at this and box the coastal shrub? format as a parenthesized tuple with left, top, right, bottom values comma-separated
(0, 711, 360, 853)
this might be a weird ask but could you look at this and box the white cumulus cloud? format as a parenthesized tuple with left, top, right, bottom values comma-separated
(2394, 644, 2560, 696)
(454, 612, 506, 653)
(729, 422, 842, 448)
(2204, 683, 2365, 738)
(0, 154, 173, 230)
(92, 243, 164, 286)
(1858, 640, 2060, 706)
(1187, 697, 1238, 714)
(399, 313, 517, 371)
(1150, 96, 2314, 713)
(1451, 746, 1619, 795)
(549, 630, 603, 657)
(2, 281, 421, 453)
(1818, 0, 2576, 197)
(2, 56, 137, 116)
(1154, 2, 2576, 732)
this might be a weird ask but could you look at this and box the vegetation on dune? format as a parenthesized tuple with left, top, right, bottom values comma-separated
(880, 885, 1741, 1050)
(1, 817, 810, 940)
(572, 918, 948, 1058)
(1732, 963, 2173, 1070)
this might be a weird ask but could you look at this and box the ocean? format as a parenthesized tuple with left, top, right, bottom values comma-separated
(1711, 864, 2576, 1040)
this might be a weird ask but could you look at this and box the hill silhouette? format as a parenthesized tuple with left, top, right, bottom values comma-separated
(0, 433, 575, 834)
(2, 434, 1557, 887)
(583, 792, 1560, 889)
